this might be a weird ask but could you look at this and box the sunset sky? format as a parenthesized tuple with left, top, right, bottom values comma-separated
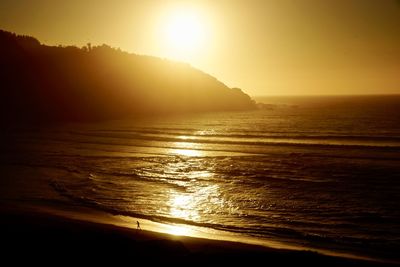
(1, 0, 399, 96)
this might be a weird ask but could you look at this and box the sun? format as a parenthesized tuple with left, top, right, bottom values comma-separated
(161, 8, 208, 61)
(166, 13, 204, 49)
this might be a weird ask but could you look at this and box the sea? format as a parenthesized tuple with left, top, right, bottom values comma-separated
(1, 95, 399, 262)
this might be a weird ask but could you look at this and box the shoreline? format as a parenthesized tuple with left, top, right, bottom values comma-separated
(0, 201, 396, 266)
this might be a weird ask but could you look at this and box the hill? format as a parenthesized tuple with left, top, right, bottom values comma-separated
(0, 30, 255, 123)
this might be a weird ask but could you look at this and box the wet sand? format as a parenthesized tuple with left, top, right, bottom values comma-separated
(0, 204, 394, 266)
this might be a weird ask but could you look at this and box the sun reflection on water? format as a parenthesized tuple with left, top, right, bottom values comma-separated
(168, 141, 204, 157)
(168, 183, 223, 223)
(169, 194, 200, 221)
(173, 148, 202, 157)
(178, 135, 195, 140)
(164, 140, 224, 229)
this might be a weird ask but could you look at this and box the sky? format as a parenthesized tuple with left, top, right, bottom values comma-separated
(0, 0, 399, 96)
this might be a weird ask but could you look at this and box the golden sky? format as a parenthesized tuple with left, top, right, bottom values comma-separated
(1, 0, 399, 96)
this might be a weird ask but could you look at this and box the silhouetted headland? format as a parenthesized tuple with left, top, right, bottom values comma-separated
(0, 29, 255, 124)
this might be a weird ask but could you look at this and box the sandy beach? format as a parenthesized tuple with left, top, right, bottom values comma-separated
(0, 202, 395, 266)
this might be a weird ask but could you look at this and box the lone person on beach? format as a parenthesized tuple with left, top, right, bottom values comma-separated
(137, 220, 141, 230)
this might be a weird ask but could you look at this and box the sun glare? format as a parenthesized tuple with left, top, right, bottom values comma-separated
(165, 225, 192, 236)
(161, 8, 209, 61)
(166, 14, 204, 49)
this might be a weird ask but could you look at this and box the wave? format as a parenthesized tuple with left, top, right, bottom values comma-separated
(66, 130, 400, 149)
(72, 129, 400, 140)
(14, 128, 400, 155)
(82, 129, 400, 141)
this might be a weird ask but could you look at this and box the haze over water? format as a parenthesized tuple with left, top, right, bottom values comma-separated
(3, 95, 399, 262)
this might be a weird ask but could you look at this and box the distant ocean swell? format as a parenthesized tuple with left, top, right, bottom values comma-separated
(27, 130, 400, 156)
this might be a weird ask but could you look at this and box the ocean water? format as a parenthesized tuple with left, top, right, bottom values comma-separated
(2, 95, 400, 261)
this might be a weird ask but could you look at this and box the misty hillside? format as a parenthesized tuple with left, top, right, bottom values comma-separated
(0, 30, 255, 123)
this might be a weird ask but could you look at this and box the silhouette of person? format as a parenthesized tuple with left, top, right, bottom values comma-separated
(136, 220, 141, 230)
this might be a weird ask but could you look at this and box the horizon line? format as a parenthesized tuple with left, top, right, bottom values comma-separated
(251, 93, 400, 98)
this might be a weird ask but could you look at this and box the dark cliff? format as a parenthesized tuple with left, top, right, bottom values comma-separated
(0, 30, 255, 123)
